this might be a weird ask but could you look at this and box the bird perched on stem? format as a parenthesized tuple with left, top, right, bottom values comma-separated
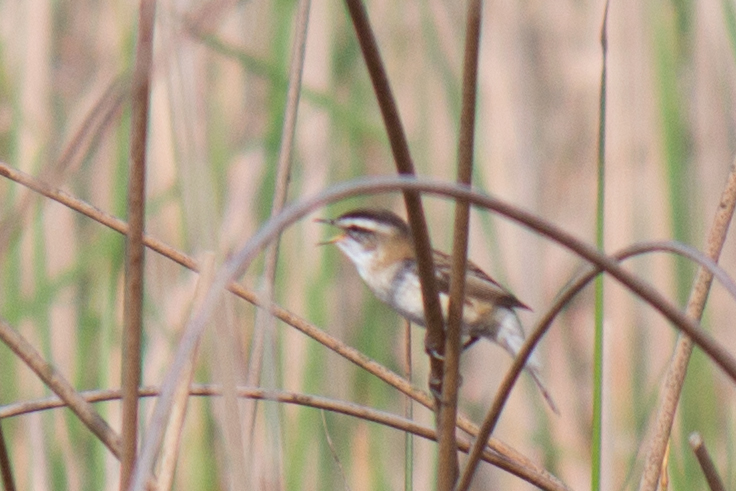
(317, 208, 558, 414)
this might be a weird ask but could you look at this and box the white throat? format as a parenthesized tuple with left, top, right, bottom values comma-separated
(335, 240, 378, 281)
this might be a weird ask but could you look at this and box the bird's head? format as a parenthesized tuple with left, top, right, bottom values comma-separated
(316, 208, 413, 270)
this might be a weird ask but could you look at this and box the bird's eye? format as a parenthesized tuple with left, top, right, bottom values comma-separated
(346, 225, 370, 239)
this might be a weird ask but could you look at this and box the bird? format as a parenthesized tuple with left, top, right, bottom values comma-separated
(317, 208, 558, 414)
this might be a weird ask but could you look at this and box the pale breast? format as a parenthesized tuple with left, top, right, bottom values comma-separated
(361, 256, 503, 337)
(385, 261, 427, 326)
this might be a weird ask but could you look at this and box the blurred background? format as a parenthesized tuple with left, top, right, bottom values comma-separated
(0, 0, 735, 489)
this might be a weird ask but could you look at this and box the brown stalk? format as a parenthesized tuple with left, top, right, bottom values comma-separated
(120, 0, 156, 489)
(438, 0, 483, 488)
(243, 0, 312, 482)
(342, 0, 446, 404)
(0, 318, 121, 457)
(0, 422, 16, 491)
(688, 432, 726, 491)
(639, 160, 736, 491)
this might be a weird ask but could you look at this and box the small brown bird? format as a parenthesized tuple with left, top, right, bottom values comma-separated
(318, 208, 558, 413)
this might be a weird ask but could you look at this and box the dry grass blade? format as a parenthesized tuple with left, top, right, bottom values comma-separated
(247, 0, 312, 382)
(120, 0, 157, 489)
(155, 254, 216, 491)
(402, 318, 413, 491)
(688, 432, 726, 491)
(592, 3, 610, 489)
(243, 0, 312, 483)
(0, 318, 121, 457)
(639, 160, 736, 491)
(320, 410, 352, 491)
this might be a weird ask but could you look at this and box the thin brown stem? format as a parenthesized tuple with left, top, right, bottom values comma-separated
(0, 318, 121, 457)
(342, 0, 446, 405)
(439, 0, 483, 488)
(120, 0, 156, 489)
(688, 432, 726, 491)
(639, 160, 736, 491)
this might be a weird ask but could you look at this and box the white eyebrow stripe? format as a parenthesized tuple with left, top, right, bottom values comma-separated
(339, 218, 395, 235)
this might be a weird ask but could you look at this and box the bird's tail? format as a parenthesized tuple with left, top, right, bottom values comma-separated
(495, 309, 559, 414)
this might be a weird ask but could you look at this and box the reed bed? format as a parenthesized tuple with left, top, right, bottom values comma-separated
(0, 0, 735, 489)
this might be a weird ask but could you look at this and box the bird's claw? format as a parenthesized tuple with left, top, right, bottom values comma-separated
(428, 374, 464, 404)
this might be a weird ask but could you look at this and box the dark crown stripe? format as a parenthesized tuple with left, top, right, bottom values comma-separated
(338, 208, 410, 235)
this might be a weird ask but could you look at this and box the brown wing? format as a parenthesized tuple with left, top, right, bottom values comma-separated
(431, 250, 530, 310)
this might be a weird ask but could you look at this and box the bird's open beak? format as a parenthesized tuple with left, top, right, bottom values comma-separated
(314, 217, 342, 245)
(317, 235, 343, 246)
